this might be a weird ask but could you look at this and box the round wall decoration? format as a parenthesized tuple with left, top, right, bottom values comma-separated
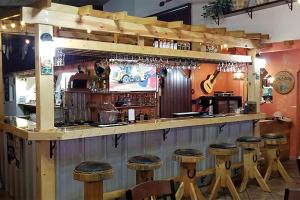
(273, 71, 295, 94)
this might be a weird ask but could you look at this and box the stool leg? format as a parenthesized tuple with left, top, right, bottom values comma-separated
(179, 163, 205, 200)
(240, 149, 271, 192)
(84, 181, 103, 200)
(226, 174, 241, 200)
(136, 170, 154, 184)
(254, 167, 271, 192)
(264, 146, 294, 183)
(239, 169, 249, 192)
(209, 176, 221, 200)
(276, 158, 294, 183)
(213, 155, 240, 200)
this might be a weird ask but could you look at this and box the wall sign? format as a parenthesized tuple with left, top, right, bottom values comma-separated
(273, 71, 294, 95)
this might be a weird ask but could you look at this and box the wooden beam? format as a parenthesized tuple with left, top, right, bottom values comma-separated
(22, 7, 255, 48)
(35, 24, 55, 200)
(78, 5, 127, 20)
(207, 28, 227, 35)
(124, 16, 158, 25)
(31, 0, 51, 8)
(226, 31, 246, 38)
(54, 37, 252, 63)
(167, 21, 184, 29)
(190, 25, 207, 32)
(0, 7, 21, 20)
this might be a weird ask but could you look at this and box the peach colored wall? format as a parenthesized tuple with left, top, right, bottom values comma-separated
(261, 49, 300, 159)
(191, 64, 244, 100)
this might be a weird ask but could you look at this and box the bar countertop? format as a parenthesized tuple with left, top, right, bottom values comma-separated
(0, 113, 266, 141)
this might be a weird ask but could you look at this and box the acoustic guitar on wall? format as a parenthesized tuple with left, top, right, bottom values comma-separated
(201, 70, 220, 94)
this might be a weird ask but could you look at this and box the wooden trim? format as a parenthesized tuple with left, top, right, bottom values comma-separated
(36, 141, 56, 200)
(21, 7, 255, 48)
(35, 24, 55, 131)
(53, 37, 252, 63)
(2, 113, 266, 141)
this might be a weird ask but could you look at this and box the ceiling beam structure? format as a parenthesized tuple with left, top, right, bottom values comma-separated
(20, 5, 256, 48)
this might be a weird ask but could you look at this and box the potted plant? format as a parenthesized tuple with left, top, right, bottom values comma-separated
(202, 0, 233, 21)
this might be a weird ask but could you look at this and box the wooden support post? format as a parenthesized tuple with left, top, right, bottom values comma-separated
(35, 24, 56, 200)
(247, 49, 261, 136)
(0, 33, 4, 122)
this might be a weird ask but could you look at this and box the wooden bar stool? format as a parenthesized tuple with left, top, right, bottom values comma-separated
(236, 136, 271, 192)
(172, 148, 206, 200)
(262, 133, 295, 183)
(73, 161, 113, 200)
(127, 155, 162, 184)
(208, 143, 240, 200)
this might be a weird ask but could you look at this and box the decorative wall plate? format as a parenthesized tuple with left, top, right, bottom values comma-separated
(273, 71, 294, 95)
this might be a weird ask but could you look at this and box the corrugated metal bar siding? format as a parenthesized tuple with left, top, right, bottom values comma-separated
(56, 121, 253, 200)
(0, 134, 37, 200)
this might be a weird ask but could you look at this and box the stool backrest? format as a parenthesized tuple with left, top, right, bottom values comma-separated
(126, 180, 176, 200)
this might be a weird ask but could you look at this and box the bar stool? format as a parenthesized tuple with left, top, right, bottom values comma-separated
(236, 136, 271, 192)
(262, 133, 294, 183)
(208, 143, 240, 200)
(172, 149, 206, 200)
(127, 155, 162, 184)
(73, 161, 113, 200)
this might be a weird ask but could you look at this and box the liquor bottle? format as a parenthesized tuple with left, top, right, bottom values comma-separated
(159, 39, 163, 48)
(173, 40, 177, 49)
(153, 38, 159, 48)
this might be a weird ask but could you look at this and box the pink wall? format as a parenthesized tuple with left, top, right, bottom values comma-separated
(261, 48, 300, 159)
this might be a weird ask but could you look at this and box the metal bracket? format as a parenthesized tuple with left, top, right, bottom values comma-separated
(163, 128, 171, 141)
(114, 134, 123, 148)
(218, 123, 226, 133)
(286, 0, 293, 11)
(247, 8, 253, 19)
(252, 119, 259, 130)
(214, 15, 220, 26)
(50, 141, 56, 159)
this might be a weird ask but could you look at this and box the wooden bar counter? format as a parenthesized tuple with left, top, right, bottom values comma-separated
(0, 113, 265, 200)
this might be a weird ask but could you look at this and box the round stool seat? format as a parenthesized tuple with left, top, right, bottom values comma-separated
(127, 155, 162, 171)
(173, 149, 204, 163)
(209, 143, 238, 156)
(262, 133, 287, 145)
(73, 161, 113, 182)
(237, 136, 263, 149)
(237, 136, 261, 143)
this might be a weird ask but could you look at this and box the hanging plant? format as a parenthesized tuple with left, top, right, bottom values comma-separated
(202, 0, 233, 22)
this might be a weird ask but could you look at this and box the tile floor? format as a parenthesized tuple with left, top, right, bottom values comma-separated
(0, 161, 299, 200)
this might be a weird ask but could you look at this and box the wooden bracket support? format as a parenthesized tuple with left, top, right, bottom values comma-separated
(49, 141, 56, 159)
(114, 134, 123, 148)
(163, 128, 171, 141)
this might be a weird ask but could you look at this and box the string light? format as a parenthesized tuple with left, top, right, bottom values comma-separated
(20, 21, 26, 26)
(25, 39, 30, 44)
(87, 29, 91, 34)
(1, 24, 6, 30)
(10, 23, 16, 28)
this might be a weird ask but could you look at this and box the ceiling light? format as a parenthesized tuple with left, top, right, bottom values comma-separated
(20, 21, 25, 26)
(10, 23, 16, 28)
(87, 29, 91, 34)
(1, 24, 6, 30)
(25, 39, 30, 44)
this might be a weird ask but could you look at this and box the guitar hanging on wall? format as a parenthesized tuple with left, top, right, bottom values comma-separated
(201, 70, 220, 94)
